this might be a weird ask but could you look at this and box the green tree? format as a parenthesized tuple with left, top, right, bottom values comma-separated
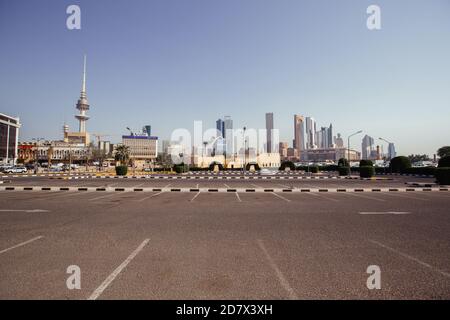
(390, 156, 411, 173)
(437, 146, 450, 158)
(338, 158, 349, 167)
(408, 154, 430, 163)
(114, 145, 130, 166)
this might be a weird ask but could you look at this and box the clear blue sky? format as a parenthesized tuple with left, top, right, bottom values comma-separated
(1, 0, 449, 155)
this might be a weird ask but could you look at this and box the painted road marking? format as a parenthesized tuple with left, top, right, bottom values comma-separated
(88, 193, 121, 201)
(0, 236, 44, 255)
(88, 239, 150, 300)
(235, 192, 242, 202)
(257, 239, 298, 300)
(359, 211, 411, 215)
(135, 192, 164, 202)
(190, 192, 201, 202)
(369, 239, 450, 279)
(304, 192, 339, 202)
(271, 192, 291, 202)
(0, 209, 49, 213)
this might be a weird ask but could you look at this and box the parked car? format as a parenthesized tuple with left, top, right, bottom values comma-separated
(259, 168, 277, 175)
(4, 166, 27, 174)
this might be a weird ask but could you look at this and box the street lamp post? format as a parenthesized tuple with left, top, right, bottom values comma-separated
(242, 127, 247, 174)
(347, 130, 363, 176)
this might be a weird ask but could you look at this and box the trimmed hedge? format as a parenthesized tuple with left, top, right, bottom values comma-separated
(115, 166, 128, 176)
(402, 167, 436, 176)
(209, 162, 224, 171)
(438, 156, 450, 168)
(359, 160, 373, 167)
(173, 164, 188, 173)
(338, 167, 350, 176)
(309, 166, 319, 173)
(435, 168, 450, 185)
(338, 158, 349, 167)
(280, 161, 295, 171)
(246, 163, 261, 171)
(390, 156, 411, 173)
(360, 166, 375, 178)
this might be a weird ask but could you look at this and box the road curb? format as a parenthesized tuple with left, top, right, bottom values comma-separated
(0, 186, 448, 193)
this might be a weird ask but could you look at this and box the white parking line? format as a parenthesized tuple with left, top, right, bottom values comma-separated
(235, 192, 242, 202)
(359, 211, 411, 215)
(190, 192, 200, 202)
(369, 239, 450, 279)
(344, 192, 386, 202)
(0, 236, 44, 255)
(271, 192, 291, 202)
(135, 192, 164, 202)
(223, 183, 230, 188)
(36, 191, 95, 200)
(304, 192, 339, 202)
(257, 239, 298, 300)
(88, 193, 121, 201)
(88, 239, 150, 300)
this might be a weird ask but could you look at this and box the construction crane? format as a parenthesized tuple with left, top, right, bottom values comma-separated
(91, 133, 111, 146)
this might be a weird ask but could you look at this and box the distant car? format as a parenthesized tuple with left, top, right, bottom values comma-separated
(143, 168, 153, 172)
(4, 166, 27, 174)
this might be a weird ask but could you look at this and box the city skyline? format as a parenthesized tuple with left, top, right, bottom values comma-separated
(1, 0, 450, 156)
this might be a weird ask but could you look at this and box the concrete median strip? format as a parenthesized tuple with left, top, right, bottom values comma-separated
(1, 186, 448, 193)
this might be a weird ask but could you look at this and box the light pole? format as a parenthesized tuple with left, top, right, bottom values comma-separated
(347, 130, 362, 175)
(242, 127, 246, 174)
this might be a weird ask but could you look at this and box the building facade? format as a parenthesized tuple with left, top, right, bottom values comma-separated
(293, 115, 305, 158)
(306, 147, 360, 162)
(0, 113, 21, 164)
(122, 135, 158, 168)
(265, 113, 274, 153)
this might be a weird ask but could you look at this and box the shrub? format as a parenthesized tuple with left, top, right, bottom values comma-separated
(208, 162, 224, 171)
(435, 168, 450, 185)
(245, 163, 261, 171)
(115, 165, 128, 176)
(279, 161, 295, 171)
(173, 163, 188, 173)
(438, 156, 450, 168)
(338, 166, 350, 176)
(319, 165, 338, 172)
(390, 156, 411, 173)
(402, 167, 436, 176)
(359, 159, 373, 167)
(309, 166, 319, 173)
(360, 166, 375, 178)
(338, 158, 349, 167)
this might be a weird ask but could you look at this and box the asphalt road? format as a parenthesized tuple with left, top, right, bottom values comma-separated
(0, 175, 449, 299)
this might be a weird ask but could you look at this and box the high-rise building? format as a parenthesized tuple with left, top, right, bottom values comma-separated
(387, 143, 396, 160)
(143, 125, 152, 137)
(327, 124, 333, 148)
(0, 113, 21, 164)
(361, 135, 375, 160)
(305, 117, 317, 149)
(216, 119, 225, 137)
(266, 113, 274, 153)
(223, 116, 233, 155)
(223, 116, 233, 138)
(279, 142, 288, 159)
(293, 115, 305, 157)
(334, 133, 344, 148)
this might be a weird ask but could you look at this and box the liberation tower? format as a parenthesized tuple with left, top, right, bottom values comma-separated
(75, 55, 90, 133)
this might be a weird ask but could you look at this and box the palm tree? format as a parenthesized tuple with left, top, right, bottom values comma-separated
(114, 145, 130, 166)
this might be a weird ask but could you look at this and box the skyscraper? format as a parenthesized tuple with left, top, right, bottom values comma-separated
(305, 117, 317, 149)
(387, 143, 396, 160)
(293, 115, 305, 159)
(75, 55, 90, 133)
(216, 119, 224, 137)
(223, 116, 233, 139)
(327, 123, 333, 148)
(265, 113, 274, 153)
(361, 135, 375, 160)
